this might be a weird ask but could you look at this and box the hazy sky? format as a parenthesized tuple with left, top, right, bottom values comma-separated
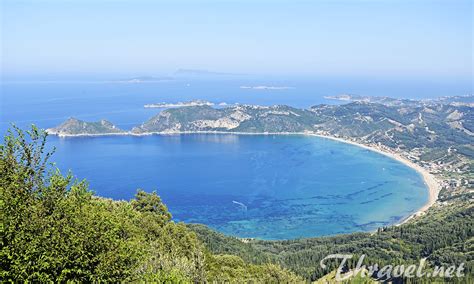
(1, 0, 472, 79)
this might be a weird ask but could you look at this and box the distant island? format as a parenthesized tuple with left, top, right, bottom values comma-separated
(240, 86, 294, 90)
(116, 76, 174, 83)
(114, 69, 246, 83)
(144, 100, 214, 108)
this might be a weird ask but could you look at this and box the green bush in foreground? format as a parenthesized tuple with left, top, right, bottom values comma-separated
(0, 126, 302, 282)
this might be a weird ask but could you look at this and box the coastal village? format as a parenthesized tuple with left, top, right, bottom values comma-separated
(313, 128, 472, 206)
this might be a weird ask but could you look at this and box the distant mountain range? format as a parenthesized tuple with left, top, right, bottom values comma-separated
(116, 69, 247, 83)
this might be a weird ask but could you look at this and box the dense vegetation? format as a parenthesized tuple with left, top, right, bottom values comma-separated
(0, 126, 302, 282)
(190, 201, 473, 282)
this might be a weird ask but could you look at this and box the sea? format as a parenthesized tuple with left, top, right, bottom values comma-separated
(2, 77, 463, 239)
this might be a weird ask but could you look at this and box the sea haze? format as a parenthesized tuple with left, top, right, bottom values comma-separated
(47, 134, 428, 240)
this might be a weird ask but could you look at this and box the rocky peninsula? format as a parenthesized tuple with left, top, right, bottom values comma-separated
(47, 96, 473, 222)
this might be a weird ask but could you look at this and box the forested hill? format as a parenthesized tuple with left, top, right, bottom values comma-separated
(47, 117, 125, 136)
(189, 201, 473, 281)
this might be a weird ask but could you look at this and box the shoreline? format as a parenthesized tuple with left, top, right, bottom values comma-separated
(49, 130, 440, 225)
(307, 133, 440, 225)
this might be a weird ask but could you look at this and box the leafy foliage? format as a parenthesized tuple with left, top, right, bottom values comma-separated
(0, 126, 302, 282)
(191, 202, 473, 282)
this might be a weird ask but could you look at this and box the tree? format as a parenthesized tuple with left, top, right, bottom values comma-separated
(131, 189, 171, 222)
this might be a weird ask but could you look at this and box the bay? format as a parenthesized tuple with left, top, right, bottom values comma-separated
(49, 134, 427, 240)
(1, 80, 431, 239)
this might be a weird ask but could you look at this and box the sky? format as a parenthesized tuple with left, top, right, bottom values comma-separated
(1, 0, 472, 81)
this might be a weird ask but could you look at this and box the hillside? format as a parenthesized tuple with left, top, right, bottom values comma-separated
(46, 118, 125, 137)
(50, 97, 472, 199)
(190, 200, 473, 281)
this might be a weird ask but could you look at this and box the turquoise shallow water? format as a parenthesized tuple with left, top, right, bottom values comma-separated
(49, 134, 428, 240)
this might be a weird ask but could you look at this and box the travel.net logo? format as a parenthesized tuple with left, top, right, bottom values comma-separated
(320, 254, 465, 281)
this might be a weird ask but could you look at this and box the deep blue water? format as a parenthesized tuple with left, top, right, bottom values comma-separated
(0, 79, 435, 239)
(47, 134, 427, 240)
